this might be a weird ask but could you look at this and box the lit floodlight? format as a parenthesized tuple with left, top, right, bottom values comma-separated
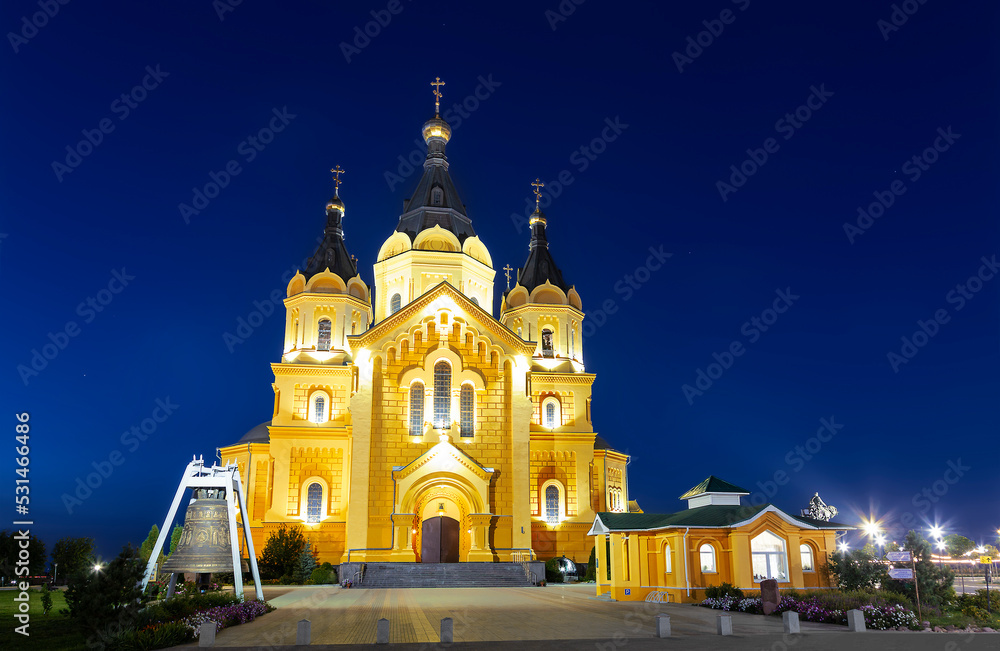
(929, 525, 943, 539)
(874, 534, 887, 546)
(862, 520, 880, 537)
(838, 542, 849, 552)
(935, 539, 946, 551)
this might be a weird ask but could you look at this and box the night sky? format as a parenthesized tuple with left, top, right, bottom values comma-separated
(3, 0, 998, 560)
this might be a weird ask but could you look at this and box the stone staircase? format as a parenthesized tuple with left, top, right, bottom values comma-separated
(356, 563, 535, 589)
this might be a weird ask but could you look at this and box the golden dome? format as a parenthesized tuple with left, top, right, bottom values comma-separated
(326, 195, 345, 213)
(422, 117, 452, 144)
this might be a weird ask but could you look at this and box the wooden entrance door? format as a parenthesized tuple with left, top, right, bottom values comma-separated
(420, 516, 460, 563)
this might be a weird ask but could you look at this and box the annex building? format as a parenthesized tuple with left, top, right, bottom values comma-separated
(220, 82, 631, 567)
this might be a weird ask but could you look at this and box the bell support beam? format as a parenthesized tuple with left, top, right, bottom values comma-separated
(141, 456, 263, 601)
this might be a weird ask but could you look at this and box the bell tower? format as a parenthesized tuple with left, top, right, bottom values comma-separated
(374, 78, 495, 321)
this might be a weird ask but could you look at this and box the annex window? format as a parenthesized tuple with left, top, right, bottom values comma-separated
(433, 361, 451, 428)
(460, 384, 474, 436)
(317, 319, 332, 351)
(664, 544, 672, 573)
(700, 544, 716, 573)
(390, 293, 402, 314)
(545, 484, 560, 525)
(306, 483, 322, 523)
(409, 381, 425, 436)
(470, 296, 479, 306)
(751, 531, 789, 582)
(800, 543, 814, 572)
(311, 393, 328, 424)
(541, 329, 554, 357)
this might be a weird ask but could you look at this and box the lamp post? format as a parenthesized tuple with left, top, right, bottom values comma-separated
(53, 562, 58, 585)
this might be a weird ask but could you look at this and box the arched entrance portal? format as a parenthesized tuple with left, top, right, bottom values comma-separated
(393, 435, 495, 563)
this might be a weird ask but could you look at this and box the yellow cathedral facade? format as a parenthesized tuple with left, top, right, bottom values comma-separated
(219, 82, 631, 567)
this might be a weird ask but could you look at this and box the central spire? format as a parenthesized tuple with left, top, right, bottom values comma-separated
(395, 77, 476, 244)
(304, 164, 358, 282)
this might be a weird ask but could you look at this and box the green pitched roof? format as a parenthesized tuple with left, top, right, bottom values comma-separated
(678, 476, 751, 500)
(592, 504, 855, 532)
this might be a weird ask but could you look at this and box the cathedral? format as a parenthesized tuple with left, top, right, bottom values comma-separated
(219, 80, 631, 566)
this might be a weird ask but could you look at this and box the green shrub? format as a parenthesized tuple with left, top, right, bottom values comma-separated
(705, 582, 743, 600)
(584, 547, 597, 582)
(106, 621, 194, 651)
(544, 558, 564, 583)
(40, 586, 53, 615)
(308, 567, 336, 584)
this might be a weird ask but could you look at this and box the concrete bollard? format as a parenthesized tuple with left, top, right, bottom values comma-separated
(297, 619, 311, 645)
(717, 614, 733, 636)
(655, 613, 671, 637)
(441, 617, 453, 643)
(847, 609, 866, 632)
(199, 621, 217, 647)
(782, 611, 800, 634)
(376, 617, 390, 644)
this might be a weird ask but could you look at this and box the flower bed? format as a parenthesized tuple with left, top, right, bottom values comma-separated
(185, 599, 274, 635)
(701, 590, 919, 630)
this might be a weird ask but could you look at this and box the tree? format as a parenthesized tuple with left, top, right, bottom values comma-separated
(828, 544, 888, 591)
(979, 544, 999, 558)
(944, 534, 976, 558)
(0, 529, 47, 578)
(257, 525, 306, 581)
(169, 525, 184, 555)
(884, 530, 954, 608)
(64, 545, 148, 646)
(139, 525, 159, 562)
(51, 537, 95, 580)
(293, 541, 317, 584)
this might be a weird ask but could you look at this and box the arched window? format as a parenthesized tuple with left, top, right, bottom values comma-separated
(311, 393, 328, 424)
(390, 293, 402, 314)
(664, 544, 672, 573)
(433, 361, 451, 428)
(545, 484, 560, 524)
(431, 187, 443, 206)
(292, 319, 299, 348)
(317, 319, 332, 351)
(541, 329, 554, 358)
(306, 483, 322, 523)
(517, 327, 523, 338)
(542, 396, 560, 429)
(460, 384, 474, 437)
(570, 329, 575, 357)
(700, 544, 716, 573)
(470, 296, 479, 306)
(409, 382, 424, 436)
(751, 531, 789, 581)
(800, 543, 814, 572)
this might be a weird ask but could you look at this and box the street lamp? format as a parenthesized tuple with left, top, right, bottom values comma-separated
(93, 563, 102, 572)
(929, 525, 943, 540)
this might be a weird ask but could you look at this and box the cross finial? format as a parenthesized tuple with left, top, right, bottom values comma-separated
(350, 254, 357, 265)
(503, 264, 513, 290)
(430, 77, 445, 116)
(531, 178, 545, 210)
(330, 165, 345, 194)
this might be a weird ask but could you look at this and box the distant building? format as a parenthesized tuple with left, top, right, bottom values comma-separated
(589, 476, 853, 602)
(219, 84, 628, 566)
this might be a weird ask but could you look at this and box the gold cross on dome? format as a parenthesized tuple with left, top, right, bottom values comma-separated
(330, 165, 345, 191)
(531, 178, 545, 209)
(431, 77, 445, 115)
(503, 264, 513, 290)
(350, 254, 357, 265)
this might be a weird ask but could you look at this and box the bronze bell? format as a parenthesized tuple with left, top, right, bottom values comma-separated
(163, 488, 247, 574)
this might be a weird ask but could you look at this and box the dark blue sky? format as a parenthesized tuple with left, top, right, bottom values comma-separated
(3, 0, 998, 559)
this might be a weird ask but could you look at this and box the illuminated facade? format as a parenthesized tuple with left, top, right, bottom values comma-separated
(219, 88, 630, 566)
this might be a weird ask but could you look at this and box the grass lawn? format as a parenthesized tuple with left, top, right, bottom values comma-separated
(0, 587, 87, 650)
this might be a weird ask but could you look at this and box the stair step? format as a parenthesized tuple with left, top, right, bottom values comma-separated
(354, 563, 535, 589)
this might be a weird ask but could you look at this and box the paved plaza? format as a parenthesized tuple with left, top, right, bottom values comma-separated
(172, 584, 999, 650)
